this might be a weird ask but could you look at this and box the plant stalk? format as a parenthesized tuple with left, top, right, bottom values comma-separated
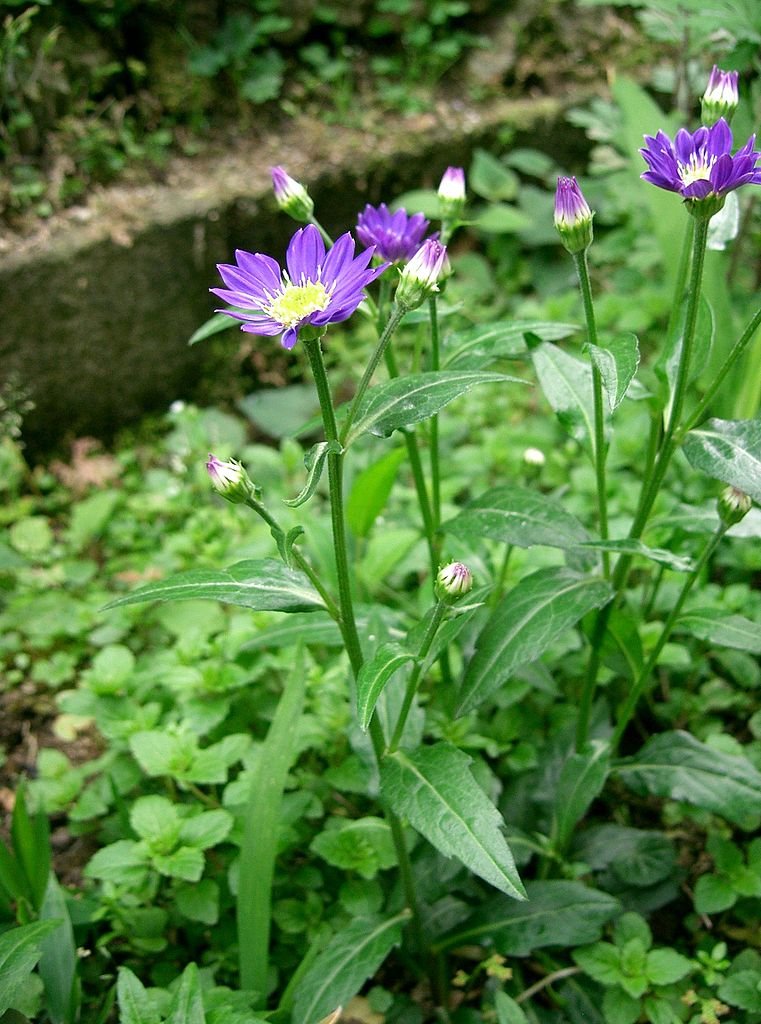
(387, 600, 447, 752)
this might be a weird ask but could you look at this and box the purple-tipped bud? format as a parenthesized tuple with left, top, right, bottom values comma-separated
(701, 66, 739, 127)
(206, 454, 256, 504)
(396, 238, 449, 310)
(554, 177, 594, 254)
(438, 166, 466, 220)
(271, 166, 314, 222)
(717, 485, 752, 526)
(436, 561, 473, 602)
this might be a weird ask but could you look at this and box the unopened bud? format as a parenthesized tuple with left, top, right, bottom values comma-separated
(396, 239, 449, 310)
(206, 454, 256, 504)
(717, 485, 752, 526)
(436, 561, 473, 602)
(554, 176, 594, 254)
(438, 166, 466, 221)
(701, 66, 739, 127)
(271, 166, 314, 222)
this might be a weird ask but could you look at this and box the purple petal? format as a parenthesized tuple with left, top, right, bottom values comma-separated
(707, 118, 732, 157)
(235, 250, 282, 290)
(281, 327, 299, 349)
(321, 232, 355, 284)
(286, 225, 324, 281)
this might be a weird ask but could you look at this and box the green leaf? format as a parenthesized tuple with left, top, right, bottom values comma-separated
(442, 485, 590, 550)
(310, 817, 396, 880)
(104, 559, 324, 613)
(444, 320, 578, 370)
(84, 840, 149, 886)
(602, 988, 640, 1024)
(458, 568, 612, 716)
(643, 996, 678, 1024)
(116, 967, 160, 1024)
(552, 741, 610, 852)
(237, 385, 319, 440)
(616, 731, 761, 829)
(152, 845, 204, 881)
(176, 879, 219, 925)
(357, 643, 417, 731)
(12, 782, 50, 911)
(240, 613, 343, 651)
(574, 825, 676, 888)
(472, 204, 531, 234)
(676, 609, 761, 654)
(694, 873, 736, 914)
(188, 311, 237, 346)
(346, 372, 523, 444)
(436, 880, 620, 955)
(38, 875, 78, 1024)
(573, 942, 622, 986)
(470, 149, 519, 201)
(574, 538, 694, 572)
(239, 648, 306, 994)
(530, 340, 595, 451)
(166, 963, 205, 1024)
(645, 948, 692, 985)
(180, 810, 234, 850)
(291, 912, 408, 1024)
(347, 447, 407, 538)
(283, 441, 342, 508)
(683, 418, 761, 502)
(0, 921, 61, 1017)
(718, 970, 761, 1012)
(380, 743, 525, 899)
(494, 991, 529, 1024)
(586, 333, 640, 412)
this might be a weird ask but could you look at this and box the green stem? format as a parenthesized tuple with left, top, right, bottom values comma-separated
(307, 214, 333, 248)
(664, 218, 694, 350)
(610, 523, 728, 752)
(681, 304, 761, 434)
(340, 303, 406, 446)
(576, 215, 710, 752)
(244, 495, 340, 623)
(495, 543, 513, 603)
(573, 250, 609, 578)
(388, 601, 447, 752)
(429, 295, 442, 533)
(303, 334, 429, 966)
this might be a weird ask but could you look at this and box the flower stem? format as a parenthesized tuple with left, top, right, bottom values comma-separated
(340, 303, 407, 446)
(610, 522, 728, 753)
(681, 304, 761, 434)
(576, 215, 710, 752)
(428, 295, 442, 533)
(573, 250, 609, 578)
(307, 215, 333, 248)
(387, 600, 447, 753)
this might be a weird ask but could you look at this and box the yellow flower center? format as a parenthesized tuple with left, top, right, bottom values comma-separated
(678, 152, 716, 187)
(266, 279, 331, 327)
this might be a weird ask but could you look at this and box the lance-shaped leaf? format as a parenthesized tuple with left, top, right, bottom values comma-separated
(683, 418, 761, 502)
(347, 447, 406, 538)
(346, 372, 524, 445)
(616, 731, 761, 830)
(675, 609, 761, 653)
(529, 339, 596, 451)
(443, 485, 590, 550)
(0, 921, 61, 1017)
(241, 613, 343, 651)
(104, 559, 324, 613)
(574, 538, 694, 572)
(380, 743, 525, 899)
(552, 741, 611, 853)
(283, 440, 342, 508)
(434, 880, 620, 955)
(458, 569, 612, 716)
(444, 320, 579, 370)
(586, 333, 640, 412)
(291, 912, 408, 1024)
(357, 643, 417, 731)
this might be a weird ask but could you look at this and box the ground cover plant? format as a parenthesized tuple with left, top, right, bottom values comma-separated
(2, 52, 761, 1024)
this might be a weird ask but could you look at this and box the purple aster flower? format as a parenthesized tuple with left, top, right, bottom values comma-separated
(701, 66, 739, 126)
(211, 224, 388, 350)
(206, 454, 255, 504)
(438, 166, 466, 219)
(356, 203, 431, 264)
(271, 165, 313, 222)
(396, 238, 449, 310)
(640, 118, 761, 208)
(554, 176, 594, 253)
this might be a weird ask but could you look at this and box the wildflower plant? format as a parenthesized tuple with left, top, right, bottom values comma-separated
(94, 61, 761, 1024)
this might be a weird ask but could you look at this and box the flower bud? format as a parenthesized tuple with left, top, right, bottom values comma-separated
(554, 176, 594, 254)
(271, 166, 314, 222)
(438, 166, 466, 220)
(436, 561, 473, 602)
(701, 66, 739, 127)
(396, 239, 449, 310)
(206, 454, 256, 504)
(717, 485, 752, 526)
